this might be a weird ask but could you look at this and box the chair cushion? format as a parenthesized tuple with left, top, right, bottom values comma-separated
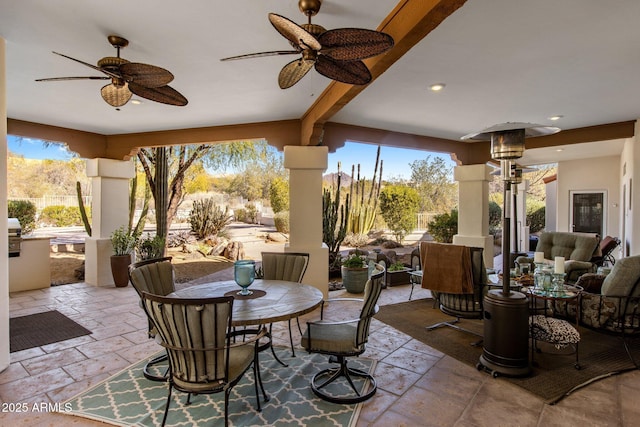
(601, 255, 640, 297)
(172, 344, 254, 392)
(529, 315, 580, 348)
(301, 323, 360, 354)
(536, 232, 599, 262)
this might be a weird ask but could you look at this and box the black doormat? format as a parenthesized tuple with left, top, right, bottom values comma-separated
(376, 299, 640, 404)
(10, 310, 92, 353)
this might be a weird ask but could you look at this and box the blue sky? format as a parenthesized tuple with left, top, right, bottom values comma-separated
(8, 135, 74, 161)
(327, 141, 456, 181)
(7, 135, 456, 179)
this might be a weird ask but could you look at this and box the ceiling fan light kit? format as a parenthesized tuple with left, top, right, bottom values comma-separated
(36, 35, 188, 108)
(221, 0, 394, 89)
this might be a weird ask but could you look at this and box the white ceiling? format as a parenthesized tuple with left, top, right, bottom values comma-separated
(2, 0, 640, 165)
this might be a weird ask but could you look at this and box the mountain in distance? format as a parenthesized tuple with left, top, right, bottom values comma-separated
(322, 171, 353, 187)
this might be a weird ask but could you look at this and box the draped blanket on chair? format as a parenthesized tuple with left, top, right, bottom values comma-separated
(420, 242, 474, 294)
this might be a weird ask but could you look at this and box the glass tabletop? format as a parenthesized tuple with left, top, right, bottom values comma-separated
(521, 284, 582, 299)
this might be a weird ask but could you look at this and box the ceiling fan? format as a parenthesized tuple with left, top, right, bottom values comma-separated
(221, 0, 394, 89)
(36, 35, 188, 108)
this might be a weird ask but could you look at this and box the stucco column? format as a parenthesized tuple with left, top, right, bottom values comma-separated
(452, 164, 494, 267)
(513, 180, 529, 253)
(84, 158, 135, 286)
(284, 146, 329, 298)
(1, 37, 10, 372)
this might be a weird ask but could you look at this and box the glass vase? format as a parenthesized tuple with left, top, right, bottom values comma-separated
(234, 260, 255, 296)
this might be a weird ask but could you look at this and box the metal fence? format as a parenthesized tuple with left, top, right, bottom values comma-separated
(416, 212, 438, 231)
(8, 195, 91, 210)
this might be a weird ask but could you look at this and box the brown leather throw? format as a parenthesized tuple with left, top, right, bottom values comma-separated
(420, 242, 474, 294)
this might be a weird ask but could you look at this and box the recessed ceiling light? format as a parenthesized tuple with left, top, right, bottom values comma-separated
(556, 148, 564, 152)
(429, 83, 446, 92)
(131, 99, 142, 105)
(548, 115, 563, 121)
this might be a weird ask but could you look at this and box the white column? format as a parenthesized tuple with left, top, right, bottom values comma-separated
(514, 180, 530, 253)
(1, 37, 10, 372)
(452, 164, 494, 267)
(84, 158, 135, 286)
(284, 146, 329, 298)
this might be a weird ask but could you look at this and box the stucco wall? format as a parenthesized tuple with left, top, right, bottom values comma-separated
(556, 156, 620, 238)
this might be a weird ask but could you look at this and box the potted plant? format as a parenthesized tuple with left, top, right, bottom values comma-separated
(110, 226, 138, 287)
(136, 234, 166, 261)
(385, 261, 411, 287)
(341, 253, 369, 293)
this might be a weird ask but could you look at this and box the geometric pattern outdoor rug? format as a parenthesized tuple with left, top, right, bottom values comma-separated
(62, 347, 375, 426)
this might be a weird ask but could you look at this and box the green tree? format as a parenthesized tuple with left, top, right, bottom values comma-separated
(137, 140, 265, 240)
(379, 184, 420, 243)
(269, 176, 289, 213)
(409, 155, 457, 213)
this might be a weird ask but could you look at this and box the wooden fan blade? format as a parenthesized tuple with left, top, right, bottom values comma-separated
(36, 76, 110, 82)
(119, 63, 174, 88)
(128, 82, 188, 106)
(315, 56, 371, 85)
(318, 28, 394, 61)
(278, 58, 314, 89)
(52, 51, 120, 79)
(221, 50, 299, 61)
(269, 13, 321, 51)
(100, 83, 132, 107)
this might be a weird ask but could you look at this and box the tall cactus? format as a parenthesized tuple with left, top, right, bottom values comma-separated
(76, 181, 91, 237)
(348, 146, 383, 235)
(323, 163, 351, 262)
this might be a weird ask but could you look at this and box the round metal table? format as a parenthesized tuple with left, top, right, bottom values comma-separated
(171, 279, 324, 366)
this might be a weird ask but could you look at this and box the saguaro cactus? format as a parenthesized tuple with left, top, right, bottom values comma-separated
(348, 146, 383, 235)
(323, 163, 351, 270)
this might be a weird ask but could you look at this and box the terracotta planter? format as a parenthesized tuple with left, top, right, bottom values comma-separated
(110, 254, 132, 287)
(341, 266, 369, 293)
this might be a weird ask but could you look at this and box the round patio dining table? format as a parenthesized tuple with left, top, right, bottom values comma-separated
(170, 279, 324, 366)
(170, 279, 324, 327)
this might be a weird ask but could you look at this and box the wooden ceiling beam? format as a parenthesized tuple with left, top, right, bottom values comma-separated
(299, 0, 468, 146)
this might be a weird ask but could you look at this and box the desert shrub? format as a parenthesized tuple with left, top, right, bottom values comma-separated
(269, 177, 289, 213)
(428, 209, 458, 243)
(527, 203, 546, 234)
(343, 232, 369, 248)
(166, 230, 194, 248)
(379, 185, 420, 244)
(8, 200, 37, 234)
(39, 205, 83, 227)
(189, 198, 233, 239)
(245, 203, 258, 223)
(234, 208, 247, 222)
(489, 200, 502, 233)
(274, 211, 289, 233)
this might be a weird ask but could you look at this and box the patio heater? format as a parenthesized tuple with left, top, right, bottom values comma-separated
(462, 122, 559, 377)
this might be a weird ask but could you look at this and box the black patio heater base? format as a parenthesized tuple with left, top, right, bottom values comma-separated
(477, 289, 530, 378)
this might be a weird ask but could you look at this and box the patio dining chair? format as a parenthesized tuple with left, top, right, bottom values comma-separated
(301, 265, 384, 403)
(420, 242, 487, 337)
(141, 292, 268, 427)
(128, 257, 175, 381)
(260, 251, 309, 356)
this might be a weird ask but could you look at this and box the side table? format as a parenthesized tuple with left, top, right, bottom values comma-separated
(522, 284, 583, 370)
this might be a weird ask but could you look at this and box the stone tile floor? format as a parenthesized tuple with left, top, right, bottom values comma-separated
(2, 268, 639, 426)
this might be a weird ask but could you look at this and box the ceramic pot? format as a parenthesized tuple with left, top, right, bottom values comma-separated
(341, 266, 369, 293)
(110, 254, 132, 287)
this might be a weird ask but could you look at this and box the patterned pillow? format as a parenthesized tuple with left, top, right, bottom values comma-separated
(575, 273, 605, 293)
(529, 315, 580, 349)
